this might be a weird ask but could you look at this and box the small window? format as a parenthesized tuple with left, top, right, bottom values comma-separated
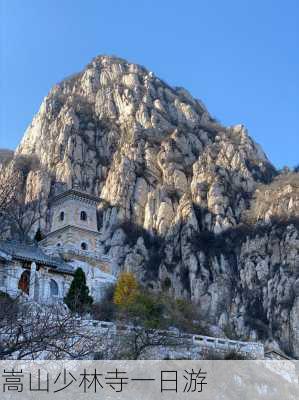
(59, 211, 65, 221)
(81, 242, 88, 250)
(50, 279, 59, 296)
(80, 211, 87, 221)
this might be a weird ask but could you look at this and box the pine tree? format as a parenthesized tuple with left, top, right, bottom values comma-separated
(113, 272, 139, 308)
(64, 268, 93, 313)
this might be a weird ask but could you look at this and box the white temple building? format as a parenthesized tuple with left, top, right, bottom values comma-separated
(0, 189, 116, 304)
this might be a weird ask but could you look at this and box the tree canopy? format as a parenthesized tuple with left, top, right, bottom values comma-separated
(113, 272, 139, 308)
(64, 267, 93, 313)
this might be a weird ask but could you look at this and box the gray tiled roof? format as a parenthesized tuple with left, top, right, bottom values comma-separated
(0, 249, 12, 261)
(0, 240, 73, 274)
(51, 189, 101, 205)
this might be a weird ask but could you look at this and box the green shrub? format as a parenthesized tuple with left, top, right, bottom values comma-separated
(126, 291, 166, 329)
(166, 297, 203, 334)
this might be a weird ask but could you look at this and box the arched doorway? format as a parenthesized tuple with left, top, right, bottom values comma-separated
(18, 270, 30, 295)
(50, 279, 59, 297)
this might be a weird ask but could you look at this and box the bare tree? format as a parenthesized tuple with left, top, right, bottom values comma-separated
(0, 154, 43, 241)
(114, 325, 182, 360)
(3, 197, 43, 242)
(0, 293, 185, 360)
(0, 171, 43, 242)
(0, 297, 106, 360)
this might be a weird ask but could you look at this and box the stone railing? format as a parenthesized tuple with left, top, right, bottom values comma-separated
(77, 319, 265, 359)
(192, 334, 264, 359)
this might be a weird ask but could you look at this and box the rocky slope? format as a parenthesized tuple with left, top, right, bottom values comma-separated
(4, 55, 299, 357)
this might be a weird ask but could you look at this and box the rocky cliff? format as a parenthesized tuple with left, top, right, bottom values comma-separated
(4, 55, 299, 357)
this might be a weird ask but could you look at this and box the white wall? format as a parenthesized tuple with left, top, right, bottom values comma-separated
(0, 260, 72, 305)
(52, 198, 98, 233)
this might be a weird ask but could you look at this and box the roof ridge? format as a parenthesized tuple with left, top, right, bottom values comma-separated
(50, 188, 101, 204)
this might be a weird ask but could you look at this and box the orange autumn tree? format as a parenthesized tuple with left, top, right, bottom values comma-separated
(113, 272, 139, 308)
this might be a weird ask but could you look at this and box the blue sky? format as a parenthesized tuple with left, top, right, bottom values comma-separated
(0, 0, 298, 168)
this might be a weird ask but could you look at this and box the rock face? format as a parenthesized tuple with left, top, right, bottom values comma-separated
(5, 55, 299, 357)
(0, 149, 14, 168)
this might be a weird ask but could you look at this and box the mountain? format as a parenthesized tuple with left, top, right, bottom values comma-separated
(5, 55, 299, 357)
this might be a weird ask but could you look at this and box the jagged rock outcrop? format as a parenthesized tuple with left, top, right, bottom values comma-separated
(248, 171, 299, 222)
(2, 55, 298, 357)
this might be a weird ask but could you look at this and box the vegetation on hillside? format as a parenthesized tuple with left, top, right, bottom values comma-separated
(113, 271, 139, 307)
(93, 271, 203, 334)
(246, 170, 299, 223)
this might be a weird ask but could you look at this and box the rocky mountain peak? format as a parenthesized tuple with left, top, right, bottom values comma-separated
(2, 55, 298, 358)
(17, 55, 274, 230)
